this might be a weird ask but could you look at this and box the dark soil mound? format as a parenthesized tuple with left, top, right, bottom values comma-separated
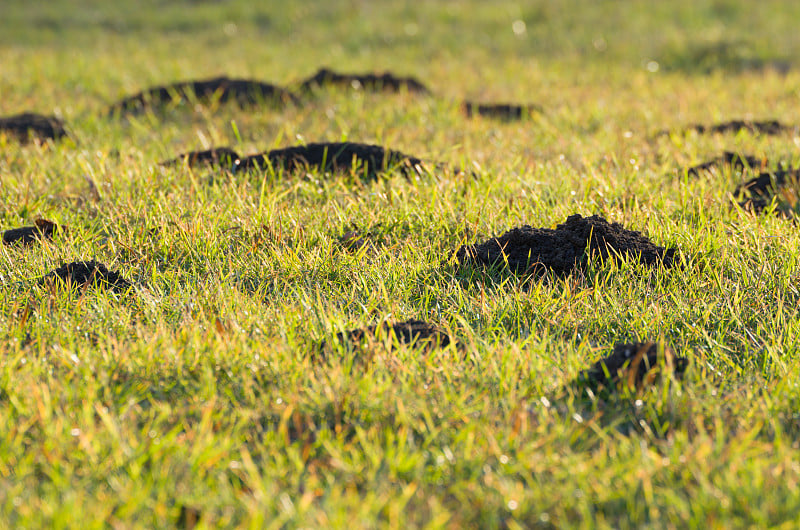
(299, 68, 430, 94)
(339, 229, 371, 252)
(686, 151, 766, 177)
(462, 101, 541, 120)
(321, 319, 453, 354)
(3, 219, 61, 246)
(160, 147, 241, 168)
(42, 260, 132, 292)
(733, 168, 800, 212)
(456, 214, 678, 275)
(107, 76, 300, 116)
(671, 119, 791, 136)
(573, 342, 688, 392)
(0, 112, 68, 142)
(234, 142, 426, 178)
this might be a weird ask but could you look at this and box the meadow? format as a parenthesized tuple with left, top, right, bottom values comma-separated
(3, 0, 800, 527)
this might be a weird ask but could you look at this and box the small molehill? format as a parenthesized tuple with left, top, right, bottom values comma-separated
(107, 76, 300, 116)
(456, 214, 678, 276)
(572, 342, 688, 392)
(462, 101, 541, 121)
(177, 505, 202, 530)
(299, 68, 430, 94)
(234, 142, 427, 179)
(664, 119, 792, 137)
(42, 260, 132, 292)
(686, 152, 766, 177)
(320, 319, 453, 355)
(0, 112, 69, 142)
(3, 219, 62, 246)
(160, 147, 241, 168)
(734, 168, 800, 213)
(339, 229, 371, 252)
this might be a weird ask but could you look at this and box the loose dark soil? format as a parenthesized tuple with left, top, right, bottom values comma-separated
(339, 229, 371, 252)
(668, 119, 792, 137)
(3, 219, 61, 246)
(42, 260, 132, 292)
(733, 168, 800, 212)
(0, 112, 68, 142)
(320, 319, 453, 355)
(298, 68, 430, 94)
(461, 101, 541, 120)
(160, 147, 241, 168)
(107, 76, 300, 116)
(455, 214, 679, 276)
(177, 505, 202, 530)
(686, 151, 766, 177)
(573, 342, 688, 392)
(234, 142, 426, 178)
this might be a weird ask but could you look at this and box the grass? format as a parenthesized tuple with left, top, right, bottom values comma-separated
(3, 0, 800, 527)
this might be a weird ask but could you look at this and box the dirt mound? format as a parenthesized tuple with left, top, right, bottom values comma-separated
(160, 147, 241, 168)
(572, 342, 688, 392)
(663, 119, 791, 137)
(686, 152, 766, 177)
(733, 168, 800, 212)
(456, 214, 678, 275)
(234, 142, 427, 178)
(321, 319, 453, 355)
(42, 260, 132, 292)
(0, 112, 68, 142)
(107, 76, 300, 116)
(3, 219, 61, 246)
(298, 68, 430, 94)
(461, 101, 541, 120)
(339, 229, 371, 252)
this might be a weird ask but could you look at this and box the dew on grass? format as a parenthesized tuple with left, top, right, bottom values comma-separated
(593, 37, 607, 51)
(223, 22, 237, 36)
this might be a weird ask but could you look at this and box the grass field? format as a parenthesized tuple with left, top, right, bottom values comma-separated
(4, 0, 800, 527)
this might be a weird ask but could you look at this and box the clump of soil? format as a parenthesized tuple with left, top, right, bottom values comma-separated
(461, 101, 541, 120)
(320, 319, 453, 356)
(686, 151, 766, 177)
(160, 147, 241, 168)
(177, 505, 202, 530)
(668, 119, 792, 137)
(3, 219, 62, 246)
(42, 260, 132, 292)
(572, 342, 688, 392)
(299, 68, 430, 94)
(107, 76, 300, 116)
(0, 112, 69, 142)
(455, 214, 679, 276)
(733, 168, 800, 213)
(339, 229, 371, 252)
(234, 142, 427, 179)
